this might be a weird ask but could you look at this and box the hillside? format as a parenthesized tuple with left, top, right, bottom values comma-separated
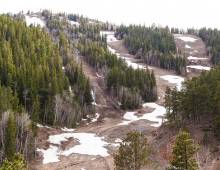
(0, 10, 220, 170)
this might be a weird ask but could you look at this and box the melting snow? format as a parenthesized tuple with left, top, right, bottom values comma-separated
(187, 56, 208, 60)
(160, 75, 184, 91)
(91, 113, 100, 122)
(187, 65, 211, 71)
(121, 56, 147, 69)
(25, 15, 45, 28)
(175, 35, 197, 42)
(100, 31, 118, 42)
(107, 46, 148, 70)
(115, 138, 122, 143)
(119, 102, 166, 127)
(37, 146, 60, 164)
(91, 90, 97, 105)
(37, 131, 113, 164)
(107, 46, 117, 54)
(61, 133, 109, 157)
(61, 127, 75, 132)
(37, 123, 52, 129)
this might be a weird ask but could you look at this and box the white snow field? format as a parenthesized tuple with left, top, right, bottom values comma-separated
(37, 127, 121, 164)
(187, 56, 208, 60)
(175, 34, 197, 42)
(25, 15, 45, 27)
(119, 102, 166, 127)
(36, 146, 60, 164)
(187, 65, 211, 71)
(100, 31, 118, 42)
(61, 133, 109, 157)
(160, 75, 184, 91)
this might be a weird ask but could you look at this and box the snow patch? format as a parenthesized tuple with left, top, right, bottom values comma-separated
(115, 138, 122, 143)
(61, 127, 75, 132)
(175, 35, 197, 42)
(91, 113, 100, 122)
(121, 56, 147, 70)
(187, 56, 208, 60)
(37, 132, 112, 164)
(37, 123, 52, 129)
(100, 31, 118, 42)
(185, 44, 191, 49)
(119, 103, 166, 127)
(160, 75, 184, 91)
(187, 65, 211, 71)
(61, 133, 109, 157)
(91, 90, 97, 106)
(36, 146, 60, 164)
(108, 46, 147, 70)
(25, 15, 45, 28)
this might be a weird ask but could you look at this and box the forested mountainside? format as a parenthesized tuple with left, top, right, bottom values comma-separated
(115, 25, 187, 74)
(1, 9, 220, 170)
(165, 66, 220, 138)
(198, 28, 220, 65)
(41, 10, 157, 109)
(0, 11, 158, 167)
(172, 27, 220, 65)
(0, 14, 95, 163)
(79, 40, 157, 109)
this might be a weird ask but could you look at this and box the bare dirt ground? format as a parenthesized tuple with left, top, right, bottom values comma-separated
(32, 34, 215, 170)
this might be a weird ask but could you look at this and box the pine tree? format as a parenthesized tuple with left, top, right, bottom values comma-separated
(84, 78, 93, 105)
(167, 131, 198, 170)
(114, 131, 148, 170)
(5, 112, 16, 160)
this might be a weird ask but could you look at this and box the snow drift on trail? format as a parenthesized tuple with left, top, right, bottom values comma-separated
(119, 102, 166, 127)
(100, 31, 118, 42)
(175, 34, 197, 42)
(37, 127, 121, 164)
(187, 56, 208, 61)
(107, 46, 148, 70)
(187, 65, 211, 71)
(36, 146, 60, 164)
(160, 75, 184, 91)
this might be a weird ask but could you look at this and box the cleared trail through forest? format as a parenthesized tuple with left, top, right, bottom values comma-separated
(174, 34, 212, 75)
(34, 33, 209, 170)
(80, 56, 122, 119)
